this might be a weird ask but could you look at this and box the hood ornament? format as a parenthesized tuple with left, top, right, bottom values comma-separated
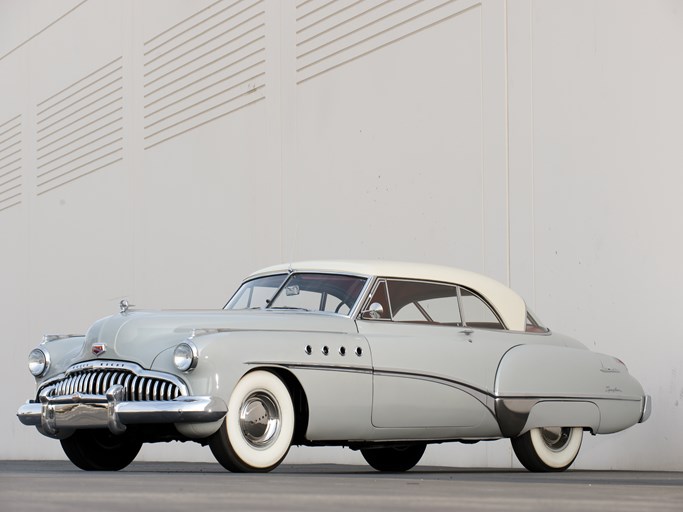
(92, 343, 107, 356)
(119, 299, 134, 314)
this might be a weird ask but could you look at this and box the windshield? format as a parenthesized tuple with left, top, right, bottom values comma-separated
(267, 273, 368, 315)
(224, 274, 287, 310)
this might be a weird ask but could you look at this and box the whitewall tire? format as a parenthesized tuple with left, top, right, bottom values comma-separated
(210, 370, 295, 472)
(511, 427, 583, 472)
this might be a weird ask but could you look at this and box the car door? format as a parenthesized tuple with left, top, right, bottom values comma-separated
(356, 279, 519, 430)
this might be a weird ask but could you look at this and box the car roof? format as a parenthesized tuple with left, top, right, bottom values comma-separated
(247, 260, 527, 331)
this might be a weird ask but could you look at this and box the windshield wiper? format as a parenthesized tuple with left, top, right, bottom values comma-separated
(268, 306, 311, 311)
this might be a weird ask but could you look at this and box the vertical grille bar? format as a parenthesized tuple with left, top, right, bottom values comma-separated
(40, 368, 182, 401)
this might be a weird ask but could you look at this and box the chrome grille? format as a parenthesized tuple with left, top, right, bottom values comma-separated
(40, 367, 183, 401)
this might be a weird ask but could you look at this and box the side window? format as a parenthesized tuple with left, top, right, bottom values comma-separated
(386, 280, 462, 325)
(363, 280, 391, 319)
(459, 288, 504, 329)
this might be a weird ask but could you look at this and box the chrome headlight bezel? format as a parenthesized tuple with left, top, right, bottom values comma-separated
(28, 348, 50, 377)
(173, 341, 198, 372)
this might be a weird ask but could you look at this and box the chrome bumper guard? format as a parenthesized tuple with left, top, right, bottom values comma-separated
(17, 384, 227, 437)
(639, 394, 652, 423)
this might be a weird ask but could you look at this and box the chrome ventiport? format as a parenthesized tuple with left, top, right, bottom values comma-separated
(321, 346, 329, 356)
(339, 346, 346, 356)
(355, 347, 363, 357)
(304, 345, 312, 355)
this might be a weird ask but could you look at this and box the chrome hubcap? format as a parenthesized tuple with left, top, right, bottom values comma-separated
(239, 391, 280, 449)
(540, 427, 571, 451)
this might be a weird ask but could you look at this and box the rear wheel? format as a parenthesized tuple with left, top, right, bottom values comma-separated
(511, 427, 583, 472)
(60, 429, 142, 471)
(210, 370, 295, 472)
(361, 444, 426, 472)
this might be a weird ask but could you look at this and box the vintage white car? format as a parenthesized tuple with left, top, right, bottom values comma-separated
(18, 261, 650, 473)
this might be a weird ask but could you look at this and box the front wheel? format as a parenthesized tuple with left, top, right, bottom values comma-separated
(60, 429, 142, 471)
(511, 427, 583, 472)
(361, 444, 426, 472)
(210, 370, 295, 472)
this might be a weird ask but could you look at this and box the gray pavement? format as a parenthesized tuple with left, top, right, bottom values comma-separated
(1, 461, 681, 512)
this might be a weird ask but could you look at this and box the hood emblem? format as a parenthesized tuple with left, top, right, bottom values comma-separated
(92, 343, 107, 356)
(120, 299, 135, 314)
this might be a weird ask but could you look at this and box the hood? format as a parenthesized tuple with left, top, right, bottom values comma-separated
(80, 309, 358, 367)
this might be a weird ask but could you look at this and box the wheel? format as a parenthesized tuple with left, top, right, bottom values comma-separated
(60, 429, 142, 471)
(511, 427, 583, 472)
(210, 370, 295, 472)
(361, 444, 426, 472)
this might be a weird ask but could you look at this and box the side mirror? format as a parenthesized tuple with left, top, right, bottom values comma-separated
(361, 302, 384, 320)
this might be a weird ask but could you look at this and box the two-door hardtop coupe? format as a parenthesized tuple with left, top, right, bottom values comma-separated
(18, 261, 650, 472)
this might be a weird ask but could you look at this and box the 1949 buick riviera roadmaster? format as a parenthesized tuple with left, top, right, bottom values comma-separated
(18, 261, 651, 473)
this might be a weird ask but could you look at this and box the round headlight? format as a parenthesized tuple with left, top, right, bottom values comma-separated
(28, 348, 49, 377)
(173, 342, 198, 372)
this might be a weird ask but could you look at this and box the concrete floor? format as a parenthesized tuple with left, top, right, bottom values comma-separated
(1, 461, 681, 512)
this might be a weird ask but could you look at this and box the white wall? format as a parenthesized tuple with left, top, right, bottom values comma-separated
(1, 0, 680, 470)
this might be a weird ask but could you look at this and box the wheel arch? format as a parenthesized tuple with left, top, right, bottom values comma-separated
(243, 365, 310, 445)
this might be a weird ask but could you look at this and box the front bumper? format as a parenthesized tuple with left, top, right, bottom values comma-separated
(17, 384, 227, 437)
